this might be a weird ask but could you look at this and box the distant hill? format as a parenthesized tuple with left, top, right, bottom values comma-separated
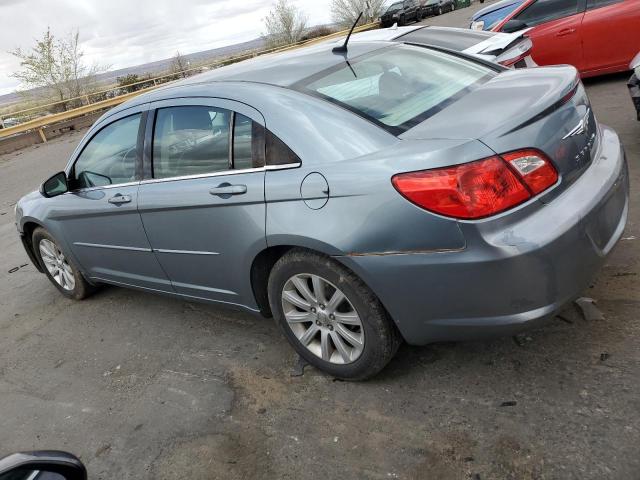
(0, 37, 266, 107)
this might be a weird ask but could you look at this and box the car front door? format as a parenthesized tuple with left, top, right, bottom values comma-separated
(137, 99, 267, 308)
(581, 0, 640, 75)
(505, 0, 585, 70)
(59, 107, 172, 291)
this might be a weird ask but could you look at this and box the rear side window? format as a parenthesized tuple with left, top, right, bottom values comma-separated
(153, 106, 231, 179)
(73, 113, 141, 188)
(233, 113, 266, 169)
(297, 45, 494, 134)
(586, 0, 623, 8)
(266, 131, 301, 165)
(515, 0, 579, 26)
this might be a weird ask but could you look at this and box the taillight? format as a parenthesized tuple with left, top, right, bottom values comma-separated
(495, 38, 533, 67)
(502, 149, 558, 194)
(391, 149, 558, 220)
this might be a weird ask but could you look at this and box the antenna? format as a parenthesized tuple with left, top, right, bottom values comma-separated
(332, 10, 364, 54)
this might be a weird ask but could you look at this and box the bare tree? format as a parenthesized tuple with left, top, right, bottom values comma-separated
(331, 0, 386, 27)
(9, 28, 107, 111)
(170, 51, 190, 78)
(263, 0, 308, 48)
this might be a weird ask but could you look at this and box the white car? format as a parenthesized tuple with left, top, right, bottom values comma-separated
(337, 25, 536, 68)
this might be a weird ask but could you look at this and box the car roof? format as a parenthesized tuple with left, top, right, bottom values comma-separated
(108, 40, 393, 116)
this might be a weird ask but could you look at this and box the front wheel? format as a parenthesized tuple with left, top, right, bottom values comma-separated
(268, 249, 402, 380)
(33, 227, 95, 300)
(438, 6, 443, 15)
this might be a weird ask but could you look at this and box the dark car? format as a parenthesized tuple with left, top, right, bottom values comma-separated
(422, 0, 456, 17)
(629, 52, 640, 121)
(380, 0, 422, 27)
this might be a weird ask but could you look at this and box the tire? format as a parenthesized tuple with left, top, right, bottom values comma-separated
(417, 10, 423, 21)
(438, 6, 443, 15)
(451, 3, 455, 11)
(32, 227, 95, 300)
(399, 15, 405, 26)
(268, 249, 402, 380)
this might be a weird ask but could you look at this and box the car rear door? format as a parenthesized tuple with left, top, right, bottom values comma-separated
(60, 107, 172, 291)
(581, 0, 640, 76)
(504, 0, 586, 70)
(137, 98, 267, 308)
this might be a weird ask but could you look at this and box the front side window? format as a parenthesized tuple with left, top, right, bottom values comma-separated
(72, 114, 141, 189)
(153, 106, 231, 179)
(515, 0, 579, 26)
(298, 45, 494, 134)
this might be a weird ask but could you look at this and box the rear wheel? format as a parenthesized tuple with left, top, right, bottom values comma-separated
(451, 2, 455, 11)
(33, 227, 95, 300)
(268, 249, 402, 380)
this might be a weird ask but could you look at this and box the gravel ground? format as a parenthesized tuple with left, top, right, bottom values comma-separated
(1, 3, 638, 478)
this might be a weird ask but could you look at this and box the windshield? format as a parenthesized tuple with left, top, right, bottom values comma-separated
(386, 2, 403, 12)
(297, 45, 495, 134)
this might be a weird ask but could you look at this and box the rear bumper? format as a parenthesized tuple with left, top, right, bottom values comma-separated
(339, 126, 629, 345)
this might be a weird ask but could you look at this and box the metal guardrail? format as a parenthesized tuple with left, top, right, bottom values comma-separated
(0, 22, 379, 140)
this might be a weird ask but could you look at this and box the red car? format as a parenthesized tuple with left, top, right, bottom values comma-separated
(491, 0, 640, 78)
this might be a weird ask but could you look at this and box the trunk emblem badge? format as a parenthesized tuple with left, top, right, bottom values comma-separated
(563, 108, 591, 139)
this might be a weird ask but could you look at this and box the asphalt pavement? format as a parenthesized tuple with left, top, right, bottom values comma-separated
(0, 2, 639, 478)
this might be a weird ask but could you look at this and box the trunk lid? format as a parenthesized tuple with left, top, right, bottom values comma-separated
(401, 65, 598, 200)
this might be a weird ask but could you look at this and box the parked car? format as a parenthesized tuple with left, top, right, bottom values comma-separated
(0, 451, 86, 480)
(380, 0, 422, 27)
(489, 0, 640, 78)
(344, 25, 536, 68)
(422, 0, 456, 17)
(16, 36, 629, 380)
(629, 52, 640, 121)
(470, 0, 527, 30)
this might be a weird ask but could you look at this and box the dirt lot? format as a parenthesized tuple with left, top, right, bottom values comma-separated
(1, 3, 639, 479)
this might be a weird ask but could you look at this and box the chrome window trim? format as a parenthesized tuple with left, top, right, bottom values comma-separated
(139, 163, 301, 185)
(66, 181, 141, 195)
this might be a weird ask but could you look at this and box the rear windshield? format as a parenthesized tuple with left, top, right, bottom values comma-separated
(297, 45, 495, 134)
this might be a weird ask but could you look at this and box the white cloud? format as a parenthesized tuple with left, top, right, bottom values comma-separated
(0, 0, 335, 95)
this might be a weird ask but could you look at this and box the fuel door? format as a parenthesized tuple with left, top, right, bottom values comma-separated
(300, 172, 329, 210)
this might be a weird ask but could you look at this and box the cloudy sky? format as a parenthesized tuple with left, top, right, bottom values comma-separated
(0, 0, 336, 95)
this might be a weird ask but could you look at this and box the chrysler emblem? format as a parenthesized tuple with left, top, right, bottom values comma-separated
(563, 108, 591, 139)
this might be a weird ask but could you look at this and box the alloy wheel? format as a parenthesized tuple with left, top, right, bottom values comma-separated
(39, 239, 75, 291)
(281, 273, 364, 364)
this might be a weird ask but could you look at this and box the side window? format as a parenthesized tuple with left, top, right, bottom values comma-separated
(266, 130, 301, 166)
(72, 114, 141, 189)
(587, 0, 623, 9)
(153, 106, 231, 179)
(233, 113, 266, 169)
(515, 0, 579, 26)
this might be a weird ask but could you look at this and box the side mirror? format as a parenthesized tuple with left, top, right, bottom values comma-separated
(40, 172, 69, 198)
(501, 19, 527, 33)
(0, 451, 87, 480)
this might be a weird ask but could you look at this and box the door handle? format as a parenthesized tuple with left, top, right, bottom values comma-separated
(557, 28, 576, 37)
(108, 194, 132, 205)
(209, 184, 247, 197)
